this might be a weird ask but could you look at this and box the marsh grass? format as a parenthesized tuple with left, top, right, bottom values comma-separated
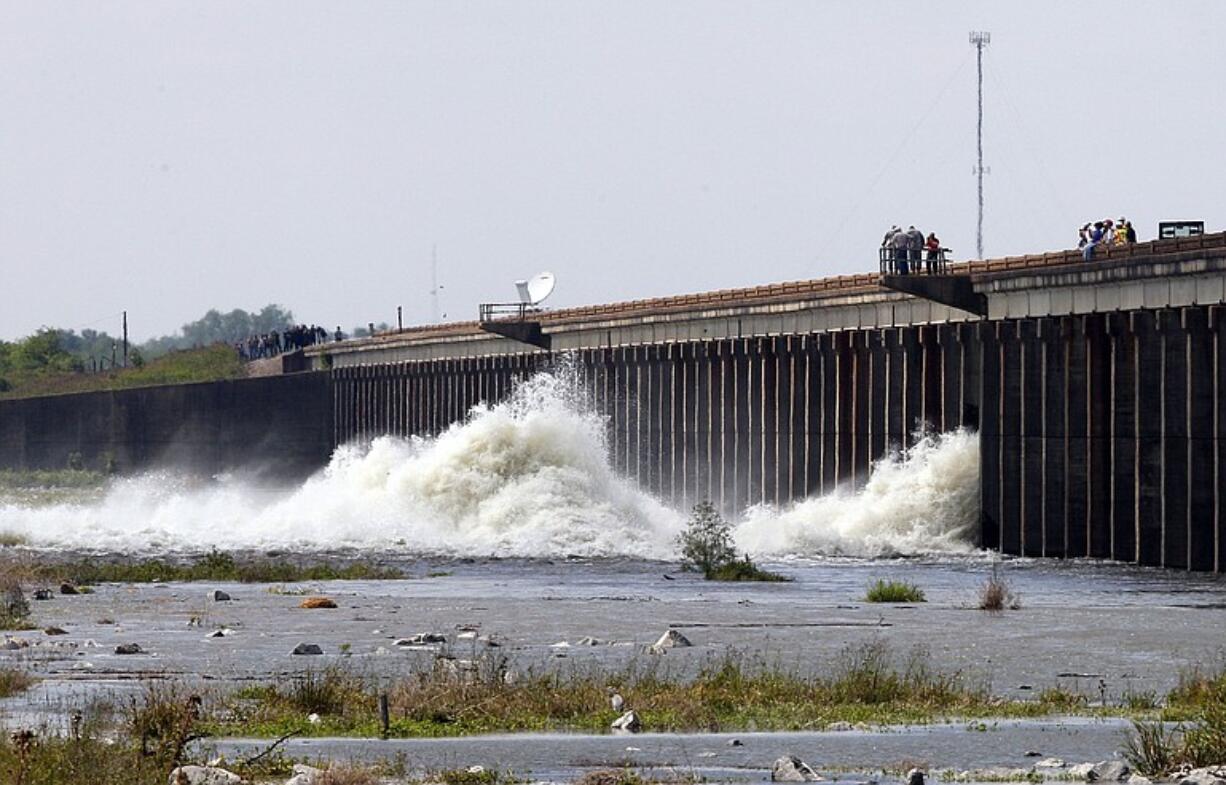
(0, 667, 36, 697)
(1120, 662, 1226, 775)
(978, 565, 1021, 611)
(206, 640, 1098, 739)
(865, 579, 926, 603)
(12, 549, 402, 585)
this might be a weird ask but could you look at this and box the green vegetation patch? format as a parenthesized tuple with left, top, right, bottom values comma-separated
(19, 549, 402, 585)
(864, 579, 927, 603)
(676, 502, 789, 582)
(204, 641, 1128, 740)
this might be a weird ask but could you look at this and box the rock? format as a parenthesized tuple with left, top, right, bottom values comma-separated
(167, 765, 243, 785)
(1089, 761, 1131, 782)
(395, 632, 447, 646)
(284, 764, 323, 785)
(456, 630, 478, 640)
(291, 643, 323, 656)
(826, 721, 854, 731)
(1127, 776, 1153, 785)
(59, 582, 79, 595)
(210, 589, 232, 602)
(114, 643, 143, 655)
(1069, 764, 1098, 781)
(907, 769, 925, 785)
(467, 767, 486, 775)
(206, 628, 233, 638)
(2, 637, 30, 650)
(611, 710, 641, 733)
(32, 588, 53, 601)
(1035, 758, 1067, 769)
(576, 636, 602, 646)
(299, 596, 337, 609)
(728, 738, 743, 746)
(1178, 769, 1226, 785)
(43, 627, 68, 636)
(1024, 751, 1042, 757)
(307, 713, 320, 724)
(650, 628, 692, 653)
(771, 755, 823, 782)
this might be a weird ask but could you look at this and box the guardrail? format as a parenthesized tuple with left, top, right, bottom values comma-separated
(879, 247, 951, 275)
(478, 302, 541, 322)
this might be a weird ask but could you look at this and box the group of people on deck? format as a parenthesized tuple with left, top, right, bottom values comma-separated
(881, 225, 944, 274)
(1079, 217, 1137, 261)
(235, 324, 332, 360)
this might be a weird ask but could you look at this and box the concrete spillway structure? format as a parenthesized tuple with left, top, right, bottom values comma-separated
(311, 232, 1226, 570)
(3, 232, 1225, 569)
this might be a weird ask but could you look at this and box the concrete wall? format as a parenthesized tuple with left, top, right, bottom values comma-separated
(0, 373, 334, 479)
(330, 326, 980, 514)
(979, 304, 1226, 571)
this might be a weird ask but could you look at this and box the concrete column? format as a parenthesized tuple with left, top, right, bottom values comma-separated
(868, 330, 887, 467)
(884, 329, 904, 450)
(660, 344, 677, 505)
(921, 325, 943, 434)
(679, 344, 693, 509)
(1087, 314, 1113, 559)
(1185, 307, 1215, 571)
(761, 338, 779, 505)
(960, 322, 982, 430)
(733, 339, 751, 514)
(1160, 308, 1189, 569)
(938, 323, 960, 433)
(1064, 317, 1089, 558)
(978, 320, 1001, 551)
(901, 329, 922, 449)
(1213, 306, 1226, 572)
(999, 321, 1022, 556)
(803, 336, 821, 496)
(643, 346, 661, 497)
(716, 341, 732, 513)
(1133, 310, 1163, 566)
(1108, 313, 1137, 562)
(1019, 319, 1044, 557)
(628, 347, 643, 485)
(835, 332, 854, 486)
(699, 342, 715, 503)
(1038, 318, 1064, 556)
(850, 331, 870, 486)
(786, 338, 805, 503)
(819, 333, 837, 493)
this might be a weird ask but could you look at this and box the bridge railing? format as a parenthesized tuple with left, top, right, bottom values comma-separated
(879, 247, 951, 276)
(478, 302, 541, 322)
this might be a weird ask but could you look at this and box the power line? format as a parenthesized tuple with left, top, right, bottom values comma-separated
(970, 31, 991, 259)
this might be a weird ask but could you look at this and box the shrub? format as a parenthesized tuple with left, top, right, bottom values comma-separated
(1123, 720, 1178, 776)
(677, 502, 736, 576)
(865, 579, 926, 603)
(676, 502, 787, 582)
(978, 565, 1021, 611)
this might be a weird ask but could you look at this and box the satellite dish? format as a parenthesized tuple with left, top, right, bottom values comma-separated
(515, 271, 556, 305)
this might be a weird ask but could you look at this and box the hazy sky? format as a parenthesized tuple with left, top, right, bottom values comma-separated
(1, 1, 1223, 341)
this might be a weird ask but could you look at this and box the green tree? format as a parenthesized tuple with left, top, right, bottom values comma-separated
(677, 501, 737, 575)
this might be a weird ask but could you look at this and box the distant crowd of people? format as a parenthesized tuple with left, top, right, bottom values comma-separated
(881, 224, 946, 274)
(235, 324, 334, 360)
(1080, 217, 1137, 261)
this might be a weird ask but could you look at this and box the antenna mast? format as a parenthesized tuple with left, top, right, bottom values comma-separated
(969, 31, 990, 259)
(430, 245, 440, 323)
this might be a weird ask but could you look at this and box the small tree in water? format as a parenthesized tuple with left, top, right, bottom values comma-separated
(677, 501, 737, 576)
(676, 502, 789, 582)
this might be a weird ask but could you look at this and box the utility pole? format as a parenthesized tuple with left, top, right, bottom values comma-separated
(969, 31, 990, 260)
(122, 311, 128, 367)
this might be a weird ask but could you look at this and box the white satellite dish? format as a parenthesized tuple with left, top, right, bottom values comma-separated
(515, 271, 556, 306)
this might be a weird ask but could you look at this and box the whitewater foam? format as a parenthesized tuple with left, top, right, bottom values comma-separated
(0, 369, 980, 560)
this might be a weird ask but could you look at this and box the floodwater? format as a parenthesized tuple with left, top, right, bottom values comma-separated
(1, 556, 1223, 780)
(0, 371, 1222, 779)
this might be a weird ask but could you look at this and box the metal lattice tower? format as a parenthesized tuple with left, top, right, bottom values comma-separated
(969, 31, 990, 259)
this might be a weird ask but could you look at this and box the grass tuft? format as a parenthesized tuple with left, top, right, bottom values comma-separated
(865, 579, 926, 603)
(978, 566, 1021, 612)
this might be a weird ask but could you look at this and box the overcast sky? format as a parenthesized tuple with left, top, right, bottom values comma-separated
(1, 1, 1222, 341)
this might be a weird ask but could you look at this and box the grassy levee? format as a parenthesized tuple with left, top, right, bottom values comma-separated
(0, 344, 245, 400)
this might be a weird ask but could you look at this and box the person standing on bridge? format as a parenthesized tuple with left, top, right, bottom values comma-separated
(925, 232, 942, 274)
(882, 225, 901, 273)
(891, 227, 912, 274)
(906, 225, 925, 272)
(1083, 221, 1105, 261)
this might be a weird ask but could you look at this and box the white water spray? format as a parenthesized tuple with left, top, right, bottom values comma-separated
(0, 369, 980, 559)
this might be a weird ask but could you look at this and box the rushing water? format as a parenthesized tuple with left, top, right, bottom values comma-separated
(0, 369, 980, 558)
